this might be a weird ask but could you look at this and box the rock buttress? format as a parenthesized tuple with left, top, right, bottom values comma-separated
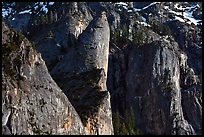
(50, 11, 114, 135)
(2, 21, 85, 135)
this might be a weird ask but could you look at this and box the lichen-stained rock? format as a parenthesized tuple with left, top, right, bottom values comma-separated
(2, 22, 85, 135)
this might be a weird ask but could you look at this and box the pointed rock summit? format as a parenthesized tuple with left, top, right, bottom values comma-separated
(78, 11, 110, 82)
(45, 11, 114, 135)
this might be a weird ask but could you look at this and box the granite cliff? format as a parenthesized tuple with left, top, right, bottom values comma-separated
(2, 21, 85, 135)
(2, 2, 202, 135)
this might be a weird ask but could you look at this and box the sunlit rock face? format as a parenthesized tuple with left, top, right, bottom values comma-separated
(44, 11, 113, 135)
(2, 22, 85, 135)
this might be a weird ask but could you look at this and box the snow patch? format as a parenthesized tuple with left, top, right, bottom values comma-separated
(175, 16, 185, 23)
(2, 8, 12, 17)
(169, 4, 202, 26)
(174, 3, 186, 11)
(19, 9, 32, 14)
(142, 2, 160, 10)
(183, 7, 201, 25)
(138, 16, 151, 27)
(132, 2, 160, 12)
(115, 2, 128, 11)
(57, 44, 61, 47)
(49, 2, 55, 5)
(164, 6, 169, 10)
(141, 16, 146, 22)
(133, 8, 142, 11)
(140, 22, 151, 27)
(115, 2, 128, 6)
(42, 5, 48, 13)
(34, 5, 39, 10)
(122, 5, 128, 10)
(136, 21, 151, 27)
(169, 10, 182, 16)
(39, 2, 44, 5)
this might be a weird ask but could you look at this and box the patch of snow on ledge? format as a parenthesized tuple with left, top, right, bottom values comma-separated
(49, 2, 55, 5)
(175, 16, 185, 23)
(19, 9, 32, 14)
(2, 8, 12, 17)
(142, 2, 160, 10)
(115, 2, 128, 6)
(183, 6, 201, 25)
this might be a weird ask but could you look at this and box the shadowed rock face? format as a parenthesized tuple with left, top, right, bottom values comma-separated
(108, 35, 201, 135)
(181, 85, 202, 135)
(2, 22, 85, 135)
(124, 39, 194, 135)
